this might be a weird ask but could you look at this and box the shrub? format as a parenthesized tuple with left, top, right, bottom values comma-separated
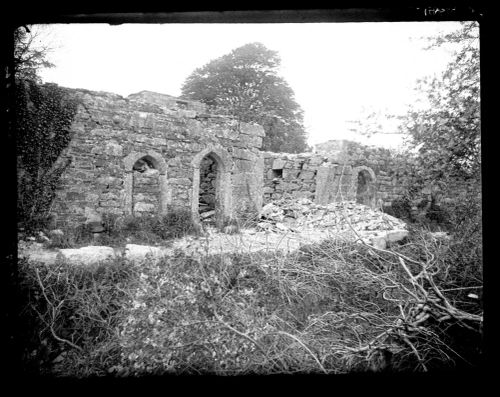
(45, 231, 73, 249)
(45, 224, 93, 249)
(150, 210, 200, 240)
(101, 212, 121, 236)
(219, 216, 240, 234)
(113, 227, 482, 375)
(18, 257, 139, 376)
(384, 196, 413, 221)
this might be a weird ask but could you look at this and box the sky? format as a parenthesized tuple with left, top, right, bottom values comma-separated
(35, 22, 464, 149)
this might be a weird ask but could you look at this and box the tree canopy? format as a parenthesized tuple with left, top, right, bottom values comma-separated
(401, 22, 480, 182)
(14, 25, 54, 83)
(181, 42, 309, 153)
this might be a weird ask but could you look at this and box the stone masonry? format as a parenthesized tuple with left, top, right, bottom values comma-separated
(263, 139, 471, 214)
(263, 140, 408, 211)
(46, 87, 471, 230)
(50, 88, 265, 228)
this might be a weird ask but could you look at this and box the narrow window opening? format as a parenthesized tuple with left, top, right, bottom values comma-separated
(272, 169, 283, 179)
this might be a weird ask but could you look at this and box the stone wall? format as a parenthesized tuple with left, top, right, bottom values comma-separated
(263, 140, 411, 210)
(263, 153, 324, 202)
(46, 86, 474, 229)
(50, 88, 265, 228)
(263, 139, 475, 215)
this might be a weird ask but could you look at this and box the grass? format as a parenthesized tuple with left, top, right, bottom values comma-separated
(42, 210, 201, 249)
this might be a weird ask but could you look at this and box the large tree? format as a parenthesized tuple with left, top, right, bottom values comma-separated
(181, 42, 309, 153)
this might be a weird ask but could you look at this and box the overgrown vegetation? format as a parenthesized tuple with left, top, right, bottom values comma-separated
(16, 80, 79, 234)
(19, 194, 482, 375)
(44, 210, 201, 249)
(355, 21, 481, 235)
(402, 21, 480, 182)
(18, 257, 139, 376)
(14, 25, 77, 234)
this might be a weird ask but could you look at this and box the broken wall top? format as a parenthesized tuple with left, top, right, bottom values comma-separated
(57, 85, 264, 138)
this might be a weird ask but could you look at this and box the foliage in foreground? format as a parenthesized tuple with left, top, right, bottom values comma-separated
(18, 203, 482, 375)
(17, 257, 139, 376)
(113, 228, 481, 375)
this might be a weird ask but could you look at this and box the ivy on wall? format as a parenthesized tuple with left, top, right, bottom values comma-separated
(16, 80, 80, 230)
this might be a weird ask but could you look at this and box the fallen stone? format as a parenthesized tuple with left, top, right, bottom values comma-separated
(223, 224, 239, 234)
(259, 202, 283, 220)
(371, 236, 387, 250)
(200, 210, 216, 219)
(275, 222, 289, 231)
(282, 217, 297, 226)
(88, 221, 105, 233)
(257, 222, 272, 230)
(385, 229, 409, 243)
(52, 353, 65, 364)
(22, 250, 59, 264)
(49, 229, 64, 237)
(430, 231, 451, 241)
(38, 231, 50, 243)
(125, 244, 164, 262)
(57, 246, 115, 265)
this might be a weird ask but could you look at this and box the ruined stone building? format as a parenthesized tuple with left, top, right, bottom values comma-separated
(51, 89, 265, 228)
(49, 87, 467, 229)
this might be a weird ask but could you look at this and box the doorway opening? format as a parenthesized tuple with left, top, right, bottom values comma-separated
(198, 154, 218, 225)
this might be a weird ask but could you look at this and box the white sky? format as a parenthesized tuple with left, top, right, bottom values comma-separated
(36, 22, 464, 149)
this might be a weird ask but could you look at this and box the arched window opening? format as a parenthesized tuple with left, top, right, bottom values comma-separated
(132, 156, 160, 216)
(133, 156, 155, 173)
(198, 154, 218, 225)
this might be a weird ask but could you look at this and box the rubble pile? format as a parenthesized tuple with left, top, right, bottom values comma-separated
(257, 197, 406, 234)
(17, 198, 413, 265)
